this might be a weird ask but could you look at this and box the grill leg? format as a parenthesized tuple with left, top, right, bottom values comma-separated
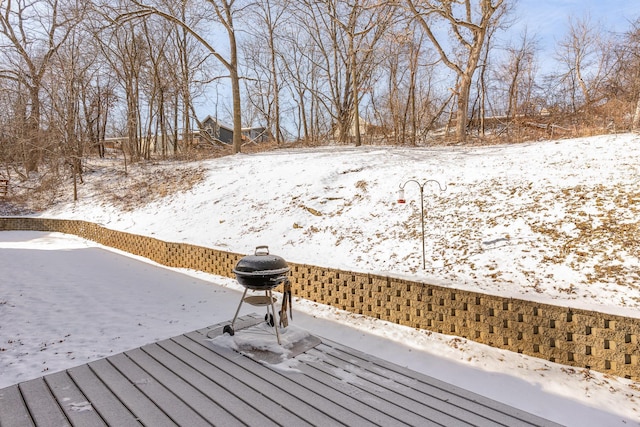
(267, 289, 282, 345)
(230, 287, 249, 328)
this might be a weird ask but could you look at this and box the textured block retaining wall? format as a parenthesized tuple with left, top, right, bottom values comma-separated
(2, 217, 638, 380)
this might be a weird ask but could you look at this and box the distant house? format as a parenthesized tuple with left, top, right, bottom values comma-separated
(201, 116, 234, 145)
(242, 126, 272, 143)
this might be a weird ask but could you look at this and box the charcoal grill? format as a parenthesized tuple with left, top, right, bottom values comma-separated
(223, 246, 290, 344)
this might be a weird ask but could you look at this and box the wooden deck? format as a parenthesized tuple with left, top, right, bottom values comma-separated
(0, 314, 560, 426)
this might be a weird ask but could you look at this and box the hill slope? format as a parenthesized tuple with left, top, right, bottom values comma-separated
(37, 133, 640, 315)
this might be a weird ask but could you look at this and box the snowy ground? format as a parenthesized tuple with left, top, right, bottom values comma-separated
(2, 133, 640, 425)
(37, 132, 640, 315)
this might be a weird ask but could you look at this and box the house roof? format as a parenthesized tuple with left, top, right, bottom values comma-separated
(201, 115, 234, 133)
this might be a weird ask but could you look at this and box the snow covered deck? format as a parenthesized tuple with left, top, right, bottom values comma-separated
(0, 314, 560, 427)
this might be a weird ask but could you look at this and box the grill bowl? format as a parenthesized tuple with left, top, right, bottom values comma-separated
(233, 246, 290, 290)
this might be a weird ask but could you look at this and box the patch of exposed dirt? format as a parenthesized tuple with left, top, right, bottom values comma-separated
(100, 166, 207, 211)
(0, 158, 208, 214)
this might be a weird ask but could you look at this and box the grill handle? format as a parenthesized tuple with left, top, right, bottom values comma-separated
(254, 245, 270, 256)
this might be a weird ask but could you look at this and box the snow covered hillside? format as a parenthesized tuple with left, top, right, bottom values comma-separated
(41, 133, 640, 316)
(3, 134, 640, 425)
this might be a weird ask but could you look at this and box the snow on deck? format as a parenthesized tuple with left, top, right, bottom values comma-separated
(0, 314, 559, 427)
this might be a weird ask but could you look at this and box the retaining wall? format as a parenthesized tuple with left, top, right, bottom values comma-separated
(2, 217, 638, 380)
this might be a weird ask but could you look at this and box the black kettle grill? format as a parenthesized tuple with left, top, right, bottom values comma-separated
(223, 246, 290, 343)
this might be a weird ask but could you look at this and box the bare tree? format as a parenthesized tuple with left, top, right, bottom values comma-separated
(630, 25, 640, 131)
(82, 70, 117, 159)
(287, 1, 346, 143)
(171, 2, 209, 153)
(139, 16, 181, 159)
(615, 18, 640, 130)
(329, 0, 394, 146)
(47, 26, 90, 200)
(468, 22, 496, 137)
(120, 0, 245, 154)
(546, 13, 620, 129)
(346, 0, 394, 145)
(404, 0, 506, 142)
(96, 18, 147, 163)
(0, 0, 79, 173)
(279, 28, 326, 142)
(503, 29, 538, 121)
(555, 14, 597, 112)
(373, 25, 445, 145)
(243, 0, 291, 145)
(290, 0, 393, 145)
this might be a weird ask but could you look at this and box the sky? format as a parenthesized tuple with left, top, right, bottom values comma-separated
(513, 0, 637, 53)
(194, 0, 640, 127)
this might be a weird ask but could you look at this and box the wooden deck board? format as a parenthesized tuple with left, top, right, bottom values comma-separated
(87, 357, 176, 427)
(66, 364, 141, 427)
(304, 345, 489, 425)
(141, 345, 255, 426)
(0, 315, 561, 427)
(18, 378, 70, 427)
(195, 330, 415, 426)
(317, 339, 556, 427)
(187, 331, 385, 426)
(126, 346, 244, 426)
(175, 333, 327, 426)
(162, 336, 305, 425)
(106, 352, 210, 427)
(296, 349, 467, 426)
(44, 371, 107, 427)
(0, 384, 36, 426)
(150, 339, 282, 426)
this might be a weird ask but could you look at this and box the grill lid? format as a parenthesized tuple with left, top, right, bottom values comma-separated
(233, 246, 290, 276)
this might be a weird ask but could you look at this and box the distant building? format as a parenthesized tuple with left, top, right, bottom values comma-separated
(103, 117, 271, 150)
(201, 116, 234, 145)
(242, 126, 272, 143)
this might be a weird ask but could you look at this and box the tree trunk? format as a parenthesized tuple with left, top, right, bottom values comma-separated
(230, 66, 243, 153)
(456, 73, 472, 141)
(351, 36, 362, 147)
(633, 96, 640, 131)
(24, 85, 42, 173)
(223, 4, 243, 154)
(405, 0, 504, 144)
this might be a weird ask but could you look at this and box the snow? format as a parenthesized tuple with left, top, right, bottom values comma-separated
(2, 133, 640, 426)
(209, 322, 314, 372)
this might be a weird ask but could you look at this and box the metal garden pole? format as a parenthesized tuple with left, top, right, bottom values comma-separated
(397, 179, 446, 269)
